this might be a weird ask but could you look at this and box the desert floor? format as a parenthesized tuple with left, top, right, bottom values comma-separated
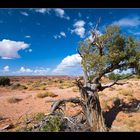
(0, 76, 140, 131)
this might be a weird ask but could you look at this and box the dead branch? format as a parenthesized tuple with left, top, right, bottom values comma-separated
(49, 97, 81, 114)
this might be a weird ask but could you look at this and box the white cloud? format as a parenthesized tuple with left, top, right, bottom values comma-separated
(17, 67, 50, 75)
(18, 67, 33, 73)
(60, 32, 66, 37)
(71, 20, 86, 38)
(134, 32, 140, 35)
(0, 39, 29, 59)
(113, 17, 140, 27)
(28, 49, 32, 52)
(33, 68, 50, 75)
(53, 35, 61, 39)
(74, 20, 85, 27)
(35, 8, 50, 14)
(54, 32, 66, 39)
(54, 8, 70, 20)
(25, 35, 31, 38)
(88, 22, 93, 27)
(20, 12, 29, 16)
(52, 54, 82, 75)
(3, 66, 10, 72)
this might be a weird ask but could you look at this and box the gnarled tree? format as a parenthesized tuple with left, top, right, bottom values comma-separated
(49, 19, 140, 132)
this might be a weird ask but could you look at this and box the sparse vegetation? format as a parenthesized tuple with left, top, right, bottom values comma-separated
(0, 115, 4, 120)
(33, 112, 46, 122)
(41, 116, 61, 132)
(72, 87, 79, 92)
(7, 97, 22, 103)
(37, 91, 58, 98)
(124, 119, 136, 127)
(11, 83, 27, 90)
(0, 77, 10, 86)
(119, 89, 133, 97)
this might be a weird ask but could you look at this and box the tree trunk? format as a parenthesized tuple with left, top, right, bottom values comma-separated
(79, 83, 107, 132)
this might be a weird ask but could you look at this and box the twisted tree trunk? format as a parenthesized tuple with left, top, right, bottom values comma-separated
(77, 81, 107, 131)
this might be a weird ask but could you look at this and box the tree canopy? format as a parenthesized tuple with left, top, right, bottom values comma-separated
(78, 23, 140, 84)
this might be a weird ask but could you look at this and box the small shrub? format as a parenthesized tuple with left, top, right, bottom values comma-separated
(125, 120, 136, 127)
(116, 118, 122, 122)
(59, 80, 63, 83)
(113, 97, 121, 106)
(59, 86, 64, 89)
(119, 89, 133, 97)
(7, 97, 22, 103)
(0, 77, 10, 86)
(102, 101, 110, 110)
(40, 86, 46, 90)
(11, 83, 27, 90)
(0, 115, 4, 120)
(72, 87, 79, 92)
(33, 112, 46, 122)
(37, 92, 58, 98)
(41, 116, 61, 132)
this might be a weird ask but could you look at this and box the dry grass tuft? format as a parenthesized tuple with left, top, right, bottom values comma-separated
(7, 97, 22, 103)
(37, 91, 58, 98)
(119, 89, 133, 97)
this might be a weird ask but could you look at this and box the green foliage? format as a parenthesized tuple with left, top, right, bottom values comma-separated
(33, 112, 46, 122)
(108, 73, 131, 80)
(0, 77, 10, 86)
(78, 24, 140, 81)
(41, 116, 61, 132)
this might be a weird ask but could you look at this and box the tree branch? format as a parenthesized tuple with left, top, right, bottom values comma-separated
(100, 74, 133, 91)
(49, 97, 81, 114)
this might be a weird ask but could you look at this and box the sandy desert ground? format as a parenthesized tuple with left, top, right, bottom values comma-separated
(0, 76, 140, 132)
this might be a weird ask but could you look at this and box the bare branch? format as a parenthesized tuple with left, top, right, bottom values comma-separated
(100, 74, 133, 91)
(49, 97, 81, 114)
(100, 79, 118, 91)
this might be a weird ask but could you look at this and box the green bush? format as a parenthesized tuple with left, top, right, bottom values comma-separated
(108, 73, 131, 80)
(41, 116, 61, 132)
(33, 113, 46, 122)
(0, 77, 10, 86)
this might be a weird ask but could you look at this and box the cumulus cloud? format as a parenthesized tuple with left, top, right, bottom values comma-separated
(17, 67, 50, 75)
(20, 12, 29, 16)
(33, 68, 50, 75)
(18, 67, 33, 73)
(34, 8, 70, 20)
(54, 8, 70, 20)
(0, 39, 29, 59)
(52, 54, 82, 75)
(71, 20, 86, 38)
(3, 66, 10, 72)
(113, 16, 140, 27)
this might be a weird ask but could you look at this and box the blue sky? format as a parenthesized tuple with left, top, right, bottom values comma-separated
(0, 8, 140, 76)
